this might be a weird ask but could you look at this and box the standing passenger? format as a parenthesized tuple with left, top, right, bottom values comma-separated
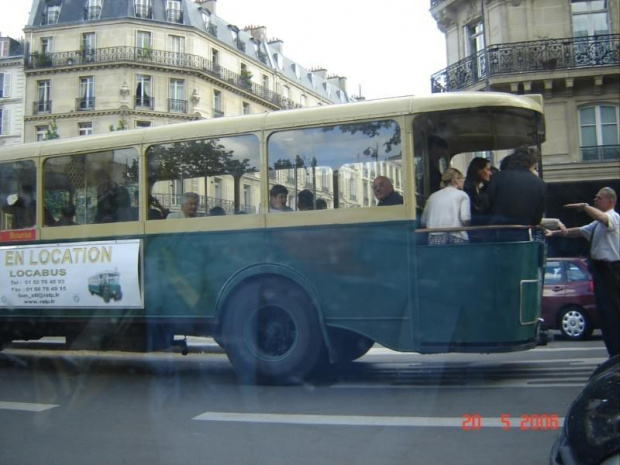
(487, 147, 546, 241)
(464, 157, 492, 226)
(421, 168, 471, 245)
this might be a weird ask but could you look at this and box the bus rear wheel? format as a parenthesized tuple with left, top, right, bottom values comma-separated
(222, 276, 325, 384)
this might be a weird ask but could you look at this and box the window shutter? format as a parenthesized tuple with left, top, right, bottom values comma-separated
(1, 108, 9, 135)
(4, 73, 10, 97)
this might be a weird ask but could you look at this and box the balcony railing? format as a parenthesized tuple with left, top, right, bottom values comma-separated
(213, 108, 225, 118)
(135, 96, 154, 110)
(168, 99, 187, 113)
(76, 97, 95, 111)
(84, 6, 102, 20)
(26, 46, 303, 110)
(581, 145, 620, 162)
(431, 34, 620, 93)
(135, 5, 152, 19)
(33, 100, 52, 114)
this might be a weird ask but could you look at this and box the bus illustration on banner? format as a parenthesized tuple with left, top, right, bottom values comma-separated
(88, 270, 123, 303)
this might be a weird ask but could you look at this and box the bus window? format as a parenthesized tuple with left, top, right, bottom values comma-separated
(43, 148, 139, 225)
(146, 134, 260, 217)
(0, 161, 37, 230)
(267, 120, 402, 210)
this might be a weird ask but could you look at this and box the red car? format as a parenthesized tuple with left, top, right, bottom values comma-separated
(541, 258, 598, 340)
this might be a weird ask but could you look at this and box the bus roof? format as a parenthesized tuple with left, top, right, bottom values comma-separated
(0, 92, 544, 161)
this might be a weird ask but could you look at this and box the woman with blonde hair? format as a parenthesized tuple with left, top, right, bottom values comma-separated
(421, 167, 471, 245)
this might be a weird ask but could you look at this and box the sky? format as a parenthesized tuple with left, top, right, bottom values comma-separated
(0, 0, 447, 100)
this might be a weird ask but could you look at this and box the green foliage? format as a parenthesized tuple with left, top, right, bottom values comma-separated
(43, 120, 59, 140)
(109, 120, 126, 132)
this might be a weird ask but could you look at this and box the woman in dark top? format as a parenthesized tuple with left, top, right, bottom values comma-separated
(464, 157, 492, 227)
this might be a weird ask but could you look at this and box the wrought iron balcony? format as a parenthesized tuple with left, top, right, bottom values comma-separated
(76, 97, 95, 111)
(135, 5, 152, 19)
(168, 99, 187, 113)
(213, 108, 225, 118)
(431, 34, 620, 93)
(25, 46, 303, 110)
(33, 100, 52, 114)
(581, 145, 620, 162)
(166, 8, 183, 24)
(135, 96, 154, 110)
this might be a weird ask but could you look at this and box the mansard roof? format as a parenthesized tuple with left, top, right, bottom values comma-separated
(25, 0, 352, 103)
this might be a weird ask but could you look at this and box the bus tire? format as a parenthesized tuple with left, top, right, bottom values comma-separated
(329, 328, 374, 363)
(559, 306, 592, 340)
(221, 276, 325, 385)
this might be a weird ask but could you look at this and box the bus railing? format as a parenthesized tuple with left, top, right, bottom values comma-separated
(415, 225, 545, 243)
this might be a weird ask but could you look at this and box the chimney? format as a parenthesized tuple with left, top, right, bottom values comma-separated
(245, 25, 268, 42)
(195, 0, 217, 15)
(328, 75, 347, 93)
(268, 38, 284, 55)
(312, 68, 328, 80)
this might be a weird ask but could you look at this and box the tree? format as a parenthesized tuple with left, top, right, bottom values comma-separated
(44, 120, 59, 140)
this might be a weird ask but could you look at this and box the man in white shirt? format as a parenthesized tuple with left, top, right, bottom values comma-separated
(167, 192, 201, 219)
(547, 187, 619, 356)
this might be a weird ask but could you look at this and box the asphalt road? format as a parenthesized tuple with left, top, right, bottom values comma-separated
(0, 334, 608, 465)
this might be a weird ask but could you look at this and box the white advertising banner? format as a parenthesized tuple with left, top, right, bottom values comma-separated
(0, 239, 142, 309)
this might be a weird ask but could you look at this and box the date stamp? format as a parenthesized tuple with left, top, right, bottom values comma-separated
(461, 414, 560, 431)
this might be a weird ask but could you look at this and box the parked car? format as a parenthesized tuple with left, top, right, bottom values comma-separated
(542, 258, 598, 340)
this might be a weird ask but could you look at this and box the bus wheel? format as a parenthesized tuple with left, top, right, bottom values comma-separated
(222, 277, 325, 385)
(559, 306, 592, 340)
(328, 328, 374, 363)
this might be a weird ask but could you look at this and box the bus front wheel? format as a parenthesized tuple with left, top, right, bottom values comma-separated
(222, 276, 325, 384)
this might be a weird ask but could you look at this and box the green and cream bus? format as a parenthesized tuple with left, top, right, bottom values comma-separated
(0, 92, 546, 383)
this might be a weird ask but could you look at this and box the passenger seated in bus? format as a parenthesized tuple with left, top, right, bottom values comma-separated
(209, 206, 225, 216)
(372, 176, 403, 206)
(116, 186, 138, 222)
(55, 203, 78, 226)
(428, 135, 449, 193)
(421, 168, 470, 245)
(2, 185, 37, 229)
(298, 189, 315, 211)
(94, 180, 119, 223)
(148, 195, 169, 220)
(269, 184, 293, 212)
(167, 192, 201, 218)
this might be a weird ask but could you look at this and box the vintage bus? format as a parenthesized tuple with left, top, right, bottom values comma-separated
(88, 271, 123, 303)
(0, 92, 546, 383)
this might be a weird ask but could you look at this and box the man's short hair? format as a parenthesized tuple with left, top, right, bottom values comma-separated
(182, 192, 199, 204)
(509, 146, 539, 169)
(270, 184, 288, 197)
(600, 187, 617, 203)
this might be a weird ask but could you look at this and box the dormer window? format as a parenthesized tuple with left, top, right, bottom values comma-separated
(84, 0, 102, 20)
(273, 53, 283, 70)
(134, 0, 152, 19)
(43, 1, 62, 25)
(201, 10, 217, 36)
(166, 0, 182, 24)
(292, 64, 301, 79)
(308, 73, 316, 89)
(323, 82, 332, 97)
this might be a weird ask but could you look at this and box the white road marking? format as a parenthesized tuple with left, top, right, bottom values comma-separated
(367, 347, 606, 356)
(193, 412, 564, 429)
(0, 401, 59, 412)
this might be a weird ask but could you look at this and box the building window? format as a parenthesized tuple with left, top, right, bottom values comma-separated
(135, 0, 152, 19)
(300, 94, 307, 107)
(262, 75, 269, 89)
(169, 79, 186, 113)
(166, 0, 182, 23)
(84, 0, 102, 20)
(293, 64, 301, 79)
(464, 21, 485, 79)
(136, 121, 152, 128)
(213, 90, 223, 117)
(323, 82, 332, 98)
(0, 72, 10, 98)
(136, 31, 151, 50)
(78, 122, 93, 136)
(0, 109, 9, 135)
(572, 0, 609, 36)
(37, 80, 51, 114)
(43, 4, 61, 25)
(242, 102, 250, 115)
(273, 53, 283, 70)
(136, 75, 152, 109)
(41, 37, 54, 55)
(579, 104, 619, 161)
(0, 40, 9, 58)
(211, 49, 219, 68)
(78, 76, 95, 110)
(82, 33, 96, 62)
(36, 126, 49, 141)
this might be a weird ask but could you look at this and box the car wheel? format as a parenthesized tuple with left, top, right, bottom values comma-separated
(222, 276, 326, 384)
(559, 306, 592, 340)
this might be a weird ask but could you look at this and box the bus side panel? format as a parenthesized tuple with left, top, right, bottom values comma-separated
(415, 241, 542, 352)
(143, 229, 264, 320)
(263, 221, 414, 351)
